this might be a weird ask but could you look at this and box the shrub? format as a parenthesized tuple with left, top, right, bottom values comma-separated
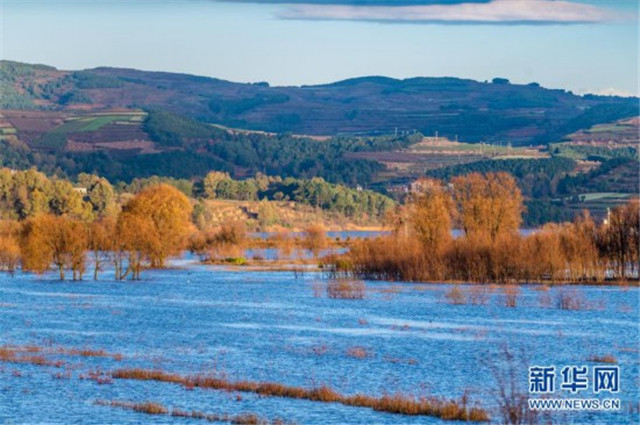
(445, 285, 466, 305)
(503, 285, 520, 308)
(327, 279, 366, 299)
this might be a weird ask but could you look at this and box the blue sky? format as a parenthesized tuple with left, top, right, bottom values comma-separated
(0, 0, 637, 96)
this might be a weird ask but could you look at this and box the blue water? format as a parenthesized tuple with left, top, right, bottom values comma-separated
(0, 260, 638, 424)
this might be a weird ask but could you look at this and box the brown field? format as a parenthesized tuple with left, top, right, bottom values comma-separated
(1, 110, 67, 143)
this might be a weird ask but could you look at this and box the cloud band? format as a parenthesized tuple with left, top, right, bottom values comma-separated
(277, 0, 622, 25)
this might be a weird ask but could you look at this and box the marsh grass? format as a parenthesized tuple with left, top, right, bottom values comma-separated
(587, 354, 617, 364)
(383, 356, 418, 366)
(80, 369, 113, 384)
(326, 279, 366, 299)
(556, 287, 595, 310)
(97, 399, 291, 424)
(468, 285, 489, 305)
(486, 346, 548, 425)
(502, 286, 520, 308)
(110, 368, 489, 421)
(311, 281, 324, 298)
(346, 346, 370, 359)
(95, 400, 168, 415)
(0, 346, 65, 368)
(445, 285, 466, 305)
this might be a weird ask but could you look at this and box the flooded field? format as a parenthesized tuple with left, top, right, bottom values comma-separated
(0, 260, 638, 424)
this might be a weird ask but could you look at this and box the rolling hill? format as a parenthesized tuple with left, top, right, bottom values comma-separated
(0, 60, 637, 225)
(2, 60, 638, 144)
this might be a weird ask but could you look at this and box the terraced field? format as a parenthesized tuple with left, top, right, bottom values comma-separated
(348, 137, 546, 181)
(567, 117, 639, 147)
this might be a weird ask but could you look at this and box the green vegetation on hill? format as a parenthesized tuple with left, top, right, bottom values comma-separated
(426, 157, 576, 182)
(0, 61, 638, 227)
(1, 60, 638, 144)
(537, 103, 640, 143)
(550, 143, 637, 161)
(144, 109, 223, 147)
(558, 158, 639, 195)
(141, 110, 421, 185)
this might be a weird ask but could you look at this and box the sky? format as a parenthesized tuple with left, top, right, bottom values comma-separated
(0, 0, 637, 96)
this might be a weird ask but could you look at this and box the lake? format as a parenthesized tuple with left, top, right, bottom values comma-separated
(0, 259, 638, 424)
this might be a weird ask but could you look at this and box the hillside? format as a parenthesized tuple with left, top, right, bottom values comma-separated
(0, 60, 637, 225)
(1, 60, 638, 144)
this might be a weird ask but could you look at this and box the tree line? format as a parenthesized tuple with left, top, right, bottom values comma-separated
(330, 172, 639, 283)
(0, 184, 192, 281)
(0, 168, 395, 223)
(195, 172, 394, 219)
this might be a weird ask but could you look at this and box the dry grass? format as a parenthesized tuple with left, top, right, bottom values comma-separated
(587, 354, 618, 364)
(468, 285, 489, 305)
(98, 398, 292, 424)
(346, 346, 370, 359)
(80, 369, 113, 384)
(503, 285, 520, 308)
(95, 399, 168, 415)
(383, 356, 418, 366)
(326, 279, 366, 299)
(63, 347, 123, 360)
(0, 346, 65, 368)
(110, 368, 489, 421)
(556, 287, 592, 310)
(311, 281, 325, 298)
(445, 286, 466, 305)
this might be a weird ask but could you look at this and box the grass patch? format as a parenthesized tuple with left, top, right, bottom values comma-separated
(0, 346, 64, 367)
(503, 285, 520, 308)
(110, 368, 489, 421)
(346, 346, 371, 359)
(327, 279, 366, 299)
(587, 354, 617, 364)
(445, 285, 466, 305)
(96, 399, 289, 424)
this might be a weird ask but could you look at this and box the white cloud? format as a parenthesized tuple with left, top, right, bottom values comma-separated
(278, 0, 623, 25)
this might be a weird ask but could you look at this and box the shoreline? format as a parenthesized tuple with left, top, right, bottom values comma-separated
(198, 260, 640, 287)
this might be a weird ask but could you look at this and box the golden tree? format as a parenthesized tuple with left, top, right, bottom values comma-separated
(0, 220, 22, 275)
(122, 184, 193, 267)
(20, 214, 88, 280)
(452, 172, 523, 243)
(115, 212, 160, 280)
(400, 179, 454, 279)
(88, 217, 116, 280)
(302, 224, 328, 260)
(600, 200, 639, 280)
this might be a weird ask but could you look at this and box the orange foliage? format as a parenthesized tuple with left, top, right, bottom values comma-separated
(122, 184, 193, 267)
(20, 214, 88, 280)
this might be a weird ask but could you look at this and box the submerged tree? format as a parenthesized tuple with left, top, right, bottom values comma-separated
(396, 179, 454, 279)
(88, 217, 116, 280)
(452, 172, 523, 243)
(121, 184, 193, 267)
(20, 214, 88, 280)
(0, 220, 21, 275)
(114, 212, 160, 280)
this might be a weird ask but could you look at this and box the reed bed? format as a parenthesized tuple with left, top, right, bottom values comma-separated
(346, 346, 371, 359)
(95, 399, 291, 424)
(587, 354, 618, 364)
(0, 346, 64, 368)
(110, 368, 489, 421)
(326, 279, 366, 299)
